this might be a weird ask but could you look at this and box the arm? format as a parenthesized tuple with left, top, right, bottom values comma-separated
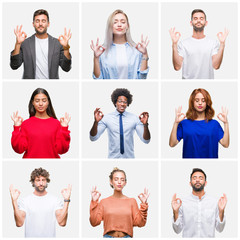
(56, 184, 72, 227)
(90, 38, 105, 79)
(56, 113, 71, 154)
(11, 112, 28, 154)
(137, 112, 150, 142)
(216, 194, 227, 232)
(9, 185, 26, 227)
(169, 28, 183, 71)
(58, 28, 72, 71)
(171, 193, 183, 234)
(212, 29, 229, 70)
(90, 108, 106, 141)
(218, 107, 229, 148)
(169, 106, 185, 147)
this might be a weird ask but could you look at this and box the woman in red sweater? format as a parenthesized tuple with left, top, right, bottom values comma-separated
(11, 88, 71, 158)
(90, 168, 149, 238)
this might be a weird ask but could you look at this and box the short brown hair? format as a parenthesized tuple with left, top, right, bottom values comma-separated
(186, 88, 214, 121)
(33, 9, 49, 22)
(191, 9, 206, 20)
(109, 167, 127, 188)
(30, 167, 50, 187)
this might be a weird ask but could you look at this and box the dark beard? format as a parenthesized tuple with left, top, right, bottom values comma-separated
(35, 27, 47, 35)
(191, 182, 205, 192)
(34, 184, 47, 192)
(193, 24, 205, 32)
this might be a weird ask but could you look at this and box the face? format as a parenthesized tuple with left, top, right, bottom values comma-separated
(34, 176, 47, 192)
(110, 172, 126, 191)
(193, 92, 207, 113)
(112, 13, 128, 36)
(191, 12, 207, 32)
(116, 96, 128, 113)
(32, 93, 49, 114)
(33, 14, 49, 35)
(190, 172, 206, 192)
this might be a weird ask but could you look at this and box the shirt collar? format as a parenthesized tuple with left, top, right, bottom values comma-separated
(112, 42, 129, 47)
(191, 192, 206, 201)
(114, 109, 126, 116)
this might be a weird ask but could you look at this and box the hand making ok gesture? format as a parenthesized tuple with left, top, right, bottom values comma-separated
(11, 111, 23, 126)
(58, 28, 72, 48)
(90, 38, 105, 58)
(175, 106, 186, 123)
(169, 27, 181, 44)
(91, 186, 101, 202)
(136, 35, 150, 55)
(61, 184, 72, 200)
(14, 25, 27, 44)
(138, 188, 150, 204)
(60, 113, 71, 127)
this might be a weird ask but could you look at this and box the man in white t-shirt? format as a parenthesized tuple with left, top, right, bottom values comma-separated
(10, 9, 72, 79)
(169, 9, 229, 79)
(10, 167, 72, 237)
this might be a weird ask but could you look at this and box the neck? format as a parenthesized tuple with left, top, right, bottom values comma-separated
(192, 190, 205, 199)
(112, 189, 125, 198)
(35, 33, 48, 39)
(196, 111, 206, 120)
(113, 34, 127, 44)
(192, 30, 205, 39)
(34, 112, 50, 119)
(34, 190, 47, 196)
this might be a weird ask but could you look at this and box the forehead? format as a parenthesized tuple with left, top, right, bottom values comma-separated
(195, 92, 204, 98)
(113, 13, 127, 21)
(192, 12, 205, 19)
(34, 93, 48, 99)
(113, 171, 125, 178)
(34, 175, 47, 181)
(117, 95, 127, 101)
(191, 171, 205, 179)
(34, 14, 48, 21)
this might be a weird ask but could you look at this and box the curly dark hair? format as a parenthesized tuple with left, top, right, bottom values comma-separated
(111, 88, 133, 106)
(109, 167, 127, 188)
(30, 167, 50, 187)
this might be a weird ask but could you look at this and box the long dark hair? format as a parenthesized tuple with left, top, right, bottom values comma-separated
(28, 88, 57, 119)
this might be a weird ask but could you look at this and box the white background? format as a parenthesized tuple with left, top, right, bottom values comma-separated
(82, 81, 159, 159)
(161, 2, 238, 79)
(2, 81, 79, 159)
(2, 160, 79, 238)
(2, 2, 79, 79)
(161, 160, 238, 238)
(81, 2, 159, 79)
(82, 161, 158, 238)
(161, 81, 238, 159)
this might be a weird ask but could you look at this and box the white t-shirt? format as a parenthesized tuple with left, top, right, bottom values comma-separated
(18, 193, 63, 237)
(115, 44, 128, 79)
(178, 37, 219, 79)
(35, 36, 49, 79)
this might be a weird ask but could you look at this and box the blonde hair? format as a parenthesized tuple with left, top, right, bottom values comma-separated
(104, 9, 136, 54)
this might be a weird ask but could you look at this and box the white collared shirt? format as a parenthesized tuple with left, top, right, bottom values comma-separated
(90, 110, 150, 158)
(172, 193, 226, 237)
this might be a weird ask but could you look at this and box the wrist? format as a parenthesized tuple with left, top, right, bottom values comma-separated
(143, 123, 149, 127)
(63, 44, 70, 50)
(64, 199, 70, 202)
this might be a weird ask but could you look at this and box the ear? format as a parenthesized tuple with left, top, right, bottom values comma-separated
(48, 22, 50, 28)
(205, 181, 207, 187)
(109, 179, 113, 188)
(205, 21, 208, 27)
(190, 21, 193, 27)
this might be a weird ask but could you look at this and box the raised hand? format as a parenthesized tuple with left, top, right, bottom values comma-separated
(61, 184, 72, 200)
(11, 111, 23, 126)
(138, 188, 150, 204)
(139, 112, 149, 125)
(90, 38, 105, 58)
(58, 28, 72, 48)
(14, 25, 27, 44)
(175, 106, 186, 123)
(169, 27, 181, 44)
(217, 107, 228, 124)
(60, 113, 71, 127)
(136, 35, 149, 55)
(217, 28, 229, 44)
(218, 193, 227, 212)
(9, 184, 21, 201)
(91, 186, 101, 202)
(94, 108, 104, 122)
(171, 193, 182, 212)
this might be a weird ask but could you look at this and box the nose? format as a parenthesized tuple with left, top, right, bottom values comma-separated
(117, 21, 122, 27)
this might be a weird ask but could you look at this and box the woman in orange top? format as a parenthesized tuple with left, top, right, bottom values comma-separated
(90, 168, 149, 238)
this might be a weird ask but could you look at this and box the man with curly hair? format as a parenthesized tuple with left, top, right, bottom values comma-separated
(9, 167, 72, 237)
(90, 88, 151, 158)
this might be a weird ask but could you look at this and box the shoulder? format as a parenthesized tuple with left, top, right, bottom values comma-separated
(22, 34, 35, 46)
(179, 119, 190, 126)
(209, 119, 221, 126)
(125, 111, 138, 119)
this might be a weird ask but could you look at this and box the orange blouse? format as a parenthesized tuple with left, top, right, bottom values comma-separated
(90, 196, 148, 237)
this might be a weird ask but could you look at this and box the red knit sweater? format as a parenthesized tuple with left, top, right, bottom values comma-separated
(11, 116, 70, 158)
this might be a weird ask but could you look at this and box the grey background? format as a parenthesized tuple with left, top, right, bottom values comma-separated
(3, 160, 79, 238)
(82, 160, 159, 238)
(161, 160, 238, 238)
(161, 2, 238, 79)
(2, 2, 79, 79)
(81, 81, 159, 159)
(81, 2, 159, 79)
(161, 81, 238, 159)
(3, 81, 79, 159)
